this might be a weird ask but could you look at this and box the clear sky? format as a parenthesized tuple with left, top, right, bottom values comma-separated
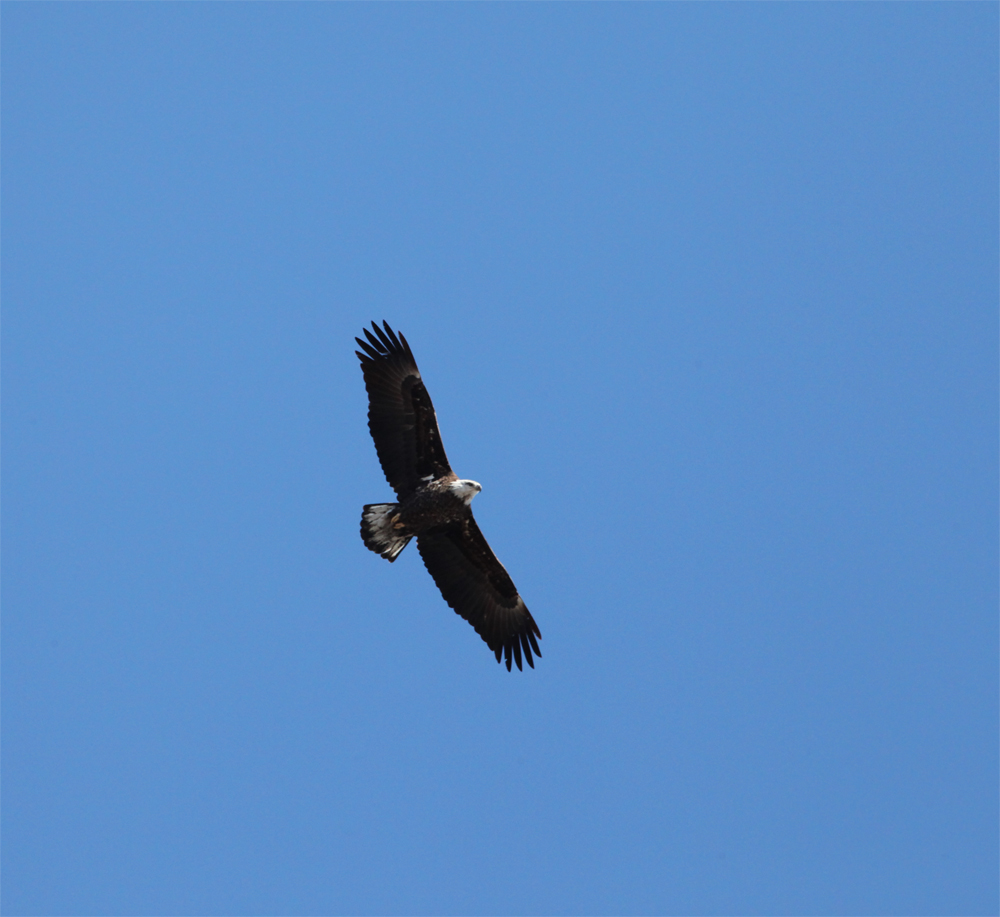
(3, 4, 997, 915)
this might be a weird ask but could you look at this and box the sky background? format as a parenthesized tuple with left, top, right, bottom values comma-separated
(3, 4, 997, 916)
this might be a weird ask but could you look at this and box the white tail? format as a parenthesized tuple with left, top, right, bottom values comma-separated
(360, 503, 412, 562)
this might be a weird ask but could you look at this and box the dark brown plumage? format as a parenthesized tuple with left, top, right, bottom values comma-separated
(355, 321, 541, 671)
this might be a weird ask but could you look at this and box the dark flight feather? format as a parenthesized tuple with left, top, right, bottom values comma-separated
(355, 321, 452, 497)
(416, 518, 541, 671)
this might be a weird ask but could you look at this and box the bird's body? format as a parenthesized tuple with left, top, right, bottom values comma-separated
(355, 321, 541, 671)
(360, 475, 477, 562)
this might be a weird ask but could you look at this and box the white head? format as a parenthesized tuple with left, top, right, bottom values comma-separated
(448, 479, 482, 505)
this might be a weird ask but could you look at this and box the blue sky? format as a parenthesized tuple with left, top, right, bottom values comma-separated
(3, 4, 997, 915)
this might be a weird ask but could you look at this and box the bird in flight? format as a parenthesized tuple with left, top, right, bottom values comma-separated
(356, 321, 542, 671)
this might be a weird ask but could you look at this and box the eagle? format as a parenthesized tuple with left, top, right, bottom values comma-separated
(355, 321, 542, 671)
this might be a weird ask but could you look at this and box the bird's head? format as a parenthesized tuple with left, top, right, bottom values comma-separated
(448, 479, 482, 505)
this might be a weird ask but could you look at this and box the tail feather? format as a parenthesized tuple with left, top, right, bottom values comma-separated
(361, 503, 412, 562)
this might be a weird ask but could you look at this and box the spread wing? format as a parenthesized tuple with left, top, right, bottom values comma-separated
(355, 321, 452, 498)
(417, 516, 542, 671)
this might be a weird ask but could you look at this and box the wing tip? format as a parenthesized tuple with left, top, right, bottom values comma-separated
(358, 321, 413, 363)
